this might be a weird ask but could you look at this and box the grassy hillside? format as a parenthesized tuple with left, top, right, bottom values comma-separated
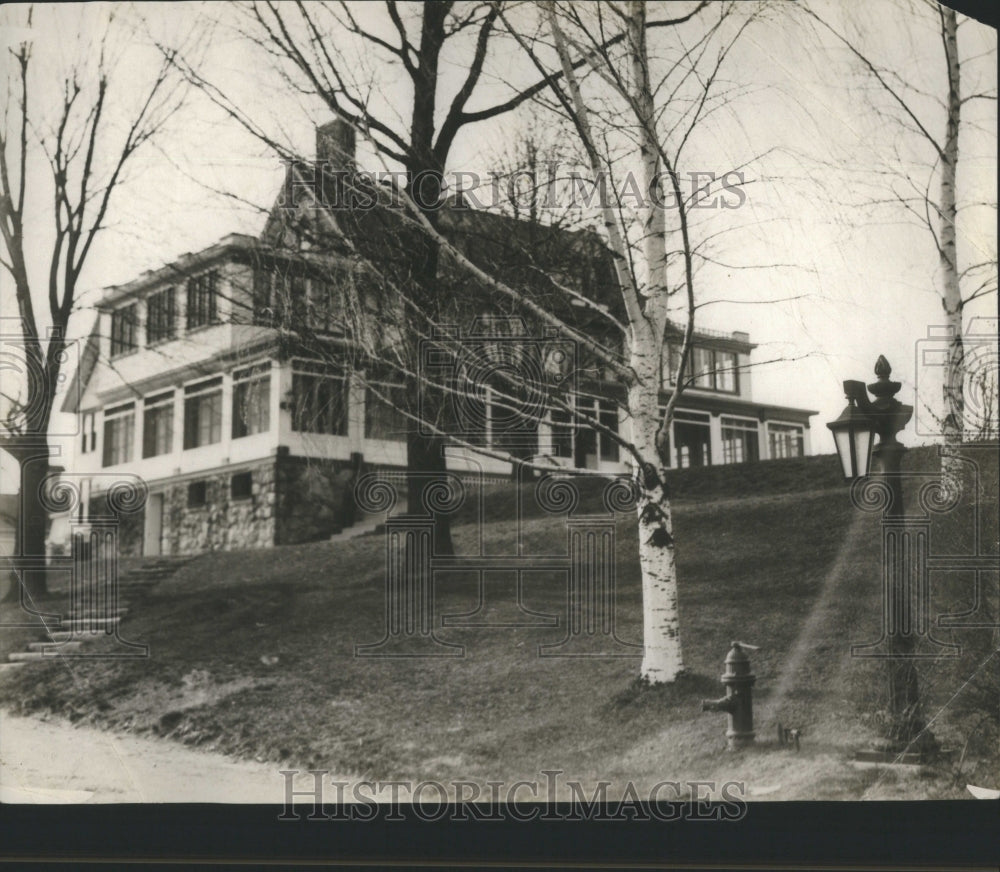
(1, 446, 996, 800)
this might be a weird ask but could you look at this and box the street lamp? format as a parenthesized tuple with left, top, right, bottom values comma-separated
(827, 380, 876, 480)
(828, 355, 935, 755)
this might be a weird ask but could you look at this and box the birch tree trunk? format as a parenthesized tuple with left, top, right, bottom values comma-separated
(939, 6, 964, 480)
(631, 378, 684, 682)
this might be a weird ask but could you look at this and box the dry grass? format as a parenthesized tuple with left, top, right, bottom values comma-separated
(1, 446, 995, 800)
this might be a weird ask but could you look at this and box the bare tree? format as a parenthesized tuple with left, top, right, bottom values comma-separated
(166, 0, 785, 684)
(802, 1, 998, 467)
(0, 7, 184, 596)
(166, 0, 715, 555)
(488, 0, 767, 682)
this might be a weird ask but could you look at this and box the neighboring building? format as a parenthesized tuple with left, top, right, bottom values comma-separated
(60, 121, 815, 557)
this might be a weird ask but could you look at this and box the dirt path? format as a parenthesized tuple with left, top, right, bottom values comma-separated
(0, 709, 306, 803)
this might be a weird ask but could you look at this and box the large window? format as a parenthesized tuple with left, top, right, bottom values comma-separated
(183, 377, 223, 449)
(665, 342, 738, 393)
(255, 266, 346, 333)
(721, 416, 759, 464)
(364, 368, 408, 441)
(186, 271, 218, 330)
(146, 287, 176, 344)
(547, 397, 620, 466)
(674, 410, 711, 468)
(768, 423, 804, 459)
(110, 305, 137, 357)
(291, 361, 348, 435)
(102, 402, 135, 467)
(232, 364, 271, 438)
(143, 391, 174, 458)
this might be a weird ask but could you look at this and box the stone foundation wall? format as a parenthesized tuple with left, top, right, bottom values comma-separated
(274, 455, 354, 545)
(101, 454, 365, 557)
(160, 461, 277, 556)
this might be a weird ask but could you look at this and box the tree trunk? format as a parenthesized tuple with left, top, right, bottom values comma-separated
(406, 421, 455, 557)
(631, 383, 684, 682)
(939, 7, 963, 483)
(7, 443, 52, 601)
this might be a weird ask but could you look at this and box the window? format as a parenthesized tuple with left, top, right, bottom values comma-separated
(550, 404, 573, 458)
(81, 412, 96, 454)
(548, 397, 620, 466)
(663, 343, 683, 386)
(364, 368, 408, 441)
(230, 471, 253, 500)
(574, 396, 598, 460)
(674, 411, 711, 468)
(110, 305, 137, 357)
(693, 347, 714, 389)
(252, 268, 275, 326)
(187, 481, 207, 508)
(715, 351, 737, 392)
(102, 403, 135, 467)
(183, 377, 223, 449)
(146, 288, 176, 344)
(598, 401, 620, 462)
(232, 364, 271, 438)
(186, 271, 218, 330)
(670, 344, 738, 393)
(253, 267, 306, 328)
(143, 392, 175, 458)
(291, 361, 347, 435)
(307, 275, 343, 333)
(768, 423, 804, 459)
(284, 275, 307, 326)
(721, 416, 759, 465)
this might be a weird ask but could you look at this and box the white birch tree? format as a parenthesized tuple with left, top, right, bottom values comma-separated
(803, 1, 998, 460)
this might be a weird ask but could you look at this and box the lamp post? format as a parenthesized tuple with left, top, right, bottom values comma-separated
(827, 356, 934, 752)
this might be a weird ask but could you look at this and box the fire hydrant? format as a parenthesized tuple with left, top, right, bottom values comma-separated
(701, 641, 756, 750)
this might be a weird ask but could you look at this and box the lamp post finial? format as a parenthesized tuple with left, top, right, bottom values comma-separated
(874, 355, 892, 380)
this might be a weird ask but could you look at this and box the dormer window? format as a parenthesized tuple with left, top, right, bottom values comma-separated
(110, 304, 137, 357)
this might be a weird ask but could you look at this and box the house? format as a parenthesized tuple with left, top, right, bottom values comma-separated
(60, 121, 816, 557)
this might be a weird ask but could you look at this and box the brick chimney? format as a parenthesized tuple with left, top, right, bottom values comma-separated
(316, 119, 356, 171)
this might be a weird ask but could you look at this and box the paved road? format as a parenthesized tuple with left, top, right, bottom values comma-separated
(0, 709, 299, 803)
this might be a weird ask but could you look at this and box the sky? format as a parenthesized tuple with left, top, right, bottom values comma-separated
(0, 0, 996, 492)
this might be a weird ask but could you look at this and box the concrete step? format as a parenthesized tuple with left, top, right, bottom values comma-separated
(8, 651, 46, 662)
(28, 640, 84, 652)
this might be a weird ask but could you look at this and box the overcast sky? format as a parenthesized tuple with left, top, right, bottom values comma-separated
(1, 1, 996, 491)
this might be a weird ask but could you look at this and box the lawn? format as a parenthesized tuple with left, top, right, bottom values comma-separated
(1, 447, 996, 801)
